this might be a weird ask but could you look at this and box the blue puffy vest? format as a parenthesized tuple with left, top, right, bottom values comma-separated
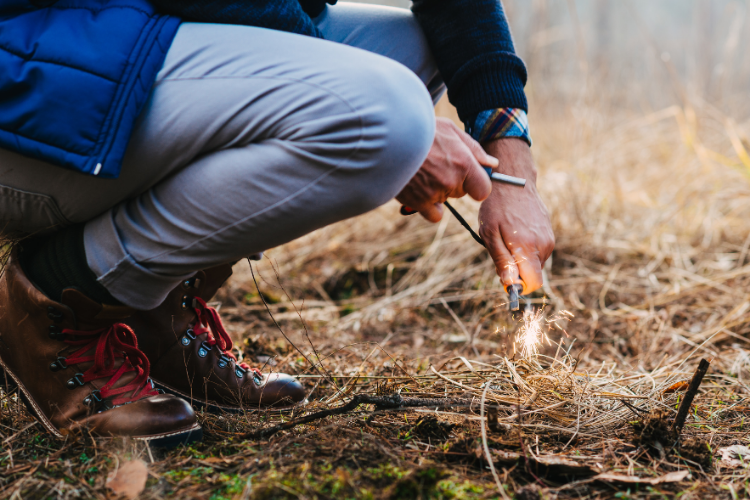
(0, 0, 180, 178)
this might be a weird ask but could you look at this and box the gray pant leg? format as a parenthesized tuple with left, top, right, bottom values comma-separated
(0, 3, 441, 236)
(85, 21, 435, 309)
(0, 137, 187, 234)
(0, 4, 441, 310)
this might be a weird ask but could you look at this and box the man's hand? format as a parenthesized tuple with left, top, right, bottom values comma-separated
(396, 117, 494, 222)
(479, 138, 554, 294)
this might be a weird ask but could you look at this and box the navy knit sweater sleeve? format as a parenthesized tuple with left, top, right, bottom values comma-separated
(150, 0, 325, 37)
(411, 0, 528, 122)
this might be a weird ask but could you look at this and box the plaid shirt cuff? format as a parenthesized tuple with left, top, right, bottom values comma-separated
(466, 108, 532, 146)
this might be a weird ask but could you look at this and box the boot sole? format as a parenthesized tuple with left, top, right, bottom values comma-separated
(153, 379, 303, 414)
(0, 358, 202, 449)
(136, 425, 203, 448)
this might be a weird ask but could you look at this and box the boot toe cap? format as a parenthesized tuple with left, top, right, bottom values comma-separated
(81, 394, 199, 439)
(256, 373, 305, 406)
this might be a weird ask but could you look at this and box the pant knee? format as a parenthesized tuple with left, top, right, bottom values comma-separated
(346, 60, 435, 211)
(377, 63, 436, 175)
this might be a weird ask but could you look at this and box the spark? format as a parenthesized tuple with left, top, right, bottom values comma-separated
(503, 305, 575, 359)
(515, 308, 549, 358)
(547, 309, 574, 337)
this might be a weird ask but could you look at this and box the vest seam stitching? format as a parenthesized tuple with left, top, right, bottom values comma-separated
(91, 16, 161, 173)
(0, 44, 118, 83)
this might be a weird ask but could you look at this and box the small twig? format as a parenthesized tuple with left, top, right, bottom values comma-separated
(563, 376, 589, 450)
(1, 421, 37, 445)
(267, 258, 334, 383)
(620, 399, 648, 418)
(248, 260, 330, 384)
(672, 358, 711, 434)
(480, 382, 512, 500)
(240, 394, 471, 440)
(440, 298, 472, 341)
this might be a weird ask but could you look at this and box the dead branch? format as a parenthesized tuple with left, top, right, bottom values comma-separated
(241, 394, 471, 440)
(672, 358, 711, 434)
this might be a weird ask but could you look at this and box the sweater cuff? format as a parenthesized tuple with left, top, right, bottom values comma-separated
(447, 53, 528, 123)
(466, 108, 532, 146)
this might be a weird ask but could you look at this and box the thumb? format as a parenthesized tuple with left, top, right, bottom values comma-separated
(459, 133, 495, 202)
(463, 161, 492, 202)
(461, 131, 499, 169)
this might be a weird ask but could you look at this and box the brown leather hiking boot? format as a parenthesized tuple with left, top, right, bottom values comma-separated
(126, 264, 305, 412)
(0, 250, 201, 448)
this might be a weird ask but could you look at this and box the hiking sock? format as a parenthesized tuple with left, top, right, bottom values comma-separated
(19, 225, 121, 305)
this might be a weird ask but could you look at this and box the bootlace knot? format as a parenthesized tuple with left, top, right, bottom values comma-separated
(61, 323, 158, 407)
(192, 297, 261, 376)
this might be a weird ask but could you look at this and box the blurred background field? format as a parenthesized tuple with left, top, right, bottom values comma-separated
(6, 1, 750, 499)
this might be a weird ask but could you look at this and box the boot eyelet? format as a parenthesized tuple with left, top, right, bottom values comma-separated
(181, 296, 198, 310)
(253, 372, 263, 384)
(49, 325, 66, 341)
(198, 341, 211, 358)
(235, 368, 244, 378)
(147, 378, 163, 394)
(83, 390, 102, 407)
(49, 357, 67, 371)
(217, 354, 231, 369)
(180, 328, 197, 346)
(47, 306, 64, 322)
(66, 373, 85, 390)
(181, 277, 202, 290)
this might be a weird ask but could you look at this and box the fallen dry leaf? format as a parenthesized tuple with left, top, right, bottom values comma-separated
(534, 456, 596, 475)
(718, 445, 750, 469)
(106, 459, 148, 499)
(594, 470, 689, 485)
(663, 381, 689, 394)
(490, 450, 596, 475)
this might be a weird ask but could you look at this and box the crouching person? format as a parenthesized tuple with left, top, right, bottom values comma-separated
(0, 0, 554, 446)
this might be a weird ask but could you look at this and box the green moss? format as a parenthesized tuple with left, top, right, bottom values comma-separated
(209, 474, 246, 500)
(247, 463, 487, 500)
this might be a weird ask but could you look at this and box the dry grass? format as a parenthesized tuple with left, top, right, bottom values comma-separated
(5, 96, 750, 498)
(7, 4, 750, 497)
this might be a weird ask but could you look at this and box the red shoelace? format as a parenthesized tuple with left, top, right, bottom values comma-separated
(61, 323, 158, 406)
(192, 297, 261, 376)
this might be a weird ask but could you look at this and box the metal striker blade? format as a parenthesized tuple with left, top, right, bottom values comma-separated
(507, 283, 523, 311)
(482, 167, 527, 187)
